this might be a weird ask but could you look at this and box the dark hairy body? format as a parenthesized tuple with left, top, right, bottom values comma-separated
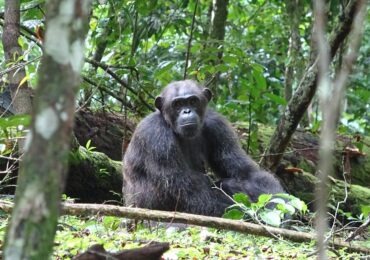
(123, 80, 284, 217)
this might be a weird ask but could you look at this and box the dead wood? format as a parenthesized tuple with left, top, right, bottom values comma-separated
(0, 201, 369, 254)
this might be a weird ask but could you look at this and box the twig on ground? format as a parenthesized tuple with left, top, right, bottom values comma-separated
(346, 215, 370, 242)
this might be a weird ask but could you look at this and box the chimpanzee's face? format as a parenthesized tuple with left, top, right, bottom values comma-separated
(155, 80, 212, 139)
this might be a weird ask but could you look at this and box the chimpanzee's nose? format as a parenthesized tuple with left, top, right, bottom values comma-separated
(183, 108, 191, 114)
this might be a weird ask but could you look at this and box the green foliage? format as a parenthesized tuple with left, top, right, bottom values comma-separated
(223, 193, 308, 227)
(84, 139, 96, 153)
(0, 214, 361, 259)
(0, 114, 30, 129)
(0, 114, 30, 155)
(361, 205, 370, 216)
(1, 1, 369, 258)
(6, 0, 367, 153)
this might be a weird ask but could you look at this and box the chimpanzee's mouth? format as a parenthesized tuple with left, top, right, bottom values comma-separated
(180, 123, 197, 127)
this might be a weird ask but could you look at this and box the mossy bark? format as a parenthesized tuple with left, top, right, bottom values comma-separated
(244, 124, 370, 187)
(66, 146, 122, 203)
(279, 171, 370, 215)
(237, 123, 370, 213)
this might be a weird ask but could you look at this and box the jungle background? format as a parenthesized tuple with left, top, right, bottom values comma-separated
(0, 0, 369, 259)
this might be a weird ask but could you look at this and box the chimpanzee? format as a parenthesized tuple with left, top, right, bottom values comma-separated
(123, 80, 285, 217)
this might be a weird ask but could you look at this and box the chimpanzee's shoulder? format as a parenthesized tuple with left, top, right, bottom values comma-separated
(136, 111, 167, 131)
(204, 109, 230, 127)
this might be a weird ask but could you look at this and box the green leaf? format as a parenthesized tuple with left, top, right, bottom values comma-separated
(19, 75, 30, 87)
(154, 61, 175, 79)
(276, 203, 296, 215)
(223, 209, 244, 220)
(215, 64, 229, 73)
(273, 193, 294, 199)
(354, 141, 364, 152)
(102, 216, 120, 231)
(289, 198, 308, 213)
(85, 140, 91, 149)
(200, 64, 215, 74)
(360, 205, 370, 216)
(0, 114, 31, 128)
(136, 0, 157, 15)
(264, 93, 287, 106)
(18, 36, 26, 50)
(269, 198, 286, 205)
(190, 42, 202, 53)
(233, 193, 251, 207)
(223, 55, 238, 65)
(259, 210, 282, 227)
(256, 194, 272, 206)
(252, 64, 266, 89)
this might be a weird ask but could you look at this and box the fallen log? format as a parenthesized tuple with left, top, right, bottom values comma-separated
(0, 201, 369, 254)
(279, 170, 370, 215)
(66, 145, 122, 203)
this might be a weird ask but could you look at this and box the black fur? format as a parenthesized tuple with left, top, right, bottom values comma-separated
(123, 80, 284, 216)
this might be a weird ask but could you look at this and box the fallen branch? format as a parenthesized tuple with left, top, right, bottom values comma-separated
(346, 214, 370, 242)
(0, 201, 369, 254)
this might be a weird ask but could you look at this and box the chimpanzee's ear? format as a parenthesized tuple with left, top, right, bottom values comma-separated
(154, 96, 163, 110)
(203, 88, 212, 102)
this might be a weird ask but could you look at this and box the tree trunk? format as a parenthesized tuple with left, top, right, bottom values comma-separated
(261, 0, 364, 171)
(283, 0, 301, 102)
(206, 0, 229, 97)
(2, 0, 33, 150)
(83, 18, 113, 107)
(3, 0, 92, 259)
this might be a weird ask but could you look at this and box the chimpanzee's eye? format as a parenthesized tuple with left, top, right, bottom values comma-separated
(172, 99, 183, 110)
(188, 96, 200, 106)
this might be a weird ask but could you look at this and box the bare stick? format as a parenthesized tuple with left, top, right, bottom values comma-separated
(345, 214, 370, 242)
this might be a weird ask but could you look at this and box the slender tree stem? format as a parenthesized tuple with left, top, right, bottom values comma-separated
(184, 0, 199, 79)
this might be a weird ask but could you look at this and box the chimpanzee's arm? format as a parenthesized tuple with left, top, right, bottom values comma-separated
(203, 110, 285, 200)
(203, 110, 260, 178)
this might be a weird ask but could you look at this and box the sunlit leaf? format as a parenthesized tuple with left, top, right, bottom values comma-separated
(269, 198, 286, 205)
(0, 114, 31, 128)
(256, 194, 272, 206)
(289, 198, 307, 213)
(223, 209, 244, 220)
(259, 210, 281, 227)
(154, 61, 175, 79)
(252, 64, 266, 89)
(19, 75, 30, 87)
(277, 203, 296, 215)
(233, 192, 251, 207)
(360, 205, 370, 216)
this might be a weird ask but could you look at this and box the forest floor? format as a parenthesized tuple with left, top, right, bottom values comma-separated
(0, 214, 366, 260)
